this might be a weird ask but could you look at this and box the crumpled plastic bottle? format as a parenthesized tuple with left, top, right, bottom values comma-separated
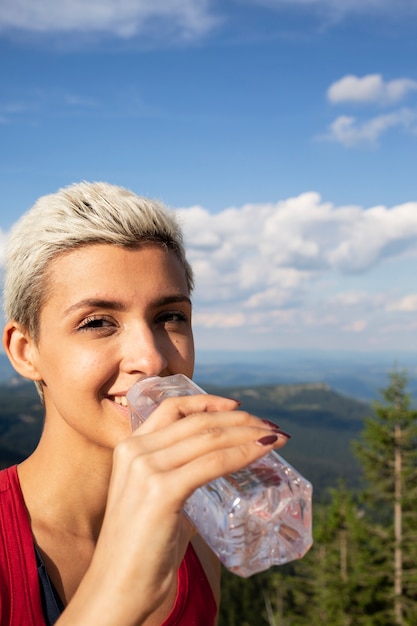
(127, 374, 313, 577)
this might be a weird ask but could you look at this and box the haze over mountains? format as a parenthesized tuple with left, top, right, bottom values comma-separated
(193, 349, 417, 402)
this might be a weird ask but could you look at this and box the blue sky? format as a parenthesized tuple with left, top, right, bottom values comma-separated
(1, 0, 417, 356)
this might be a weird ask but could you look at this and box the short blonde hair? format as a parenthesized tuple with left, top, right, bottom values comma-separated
(4, 181, 194, 340)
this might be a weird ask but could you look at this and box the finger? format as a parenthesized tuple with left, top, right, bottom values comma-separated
(116, 414, 287, 478)
(125, 432, 284, 513)
(113, 412, 272, 492)
(148, 424, 288, 473)
(128, 408, 279, 452)
(112, 409, 290, 503)
(131, 394, 241, 434)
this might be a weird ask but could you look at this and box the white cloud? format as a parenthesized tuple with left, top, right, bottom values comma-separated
(193, 311, 246, 329)
(0, 0, 216, 41)
(177, 194, 417, 311)
(327, 74, 417, 106)
(178, 194, 417, 344)
(243, 0, 417, 21)
(254, 0, 410, 6)
(1, 0, 414, 44)
(386, 294, 417, 312)
(322, 74, 417, 148)
(342, 319, 367, 333)
(329, 291, 369, 306)
(2, 193, 417, 349)
(322, 108, 416, 147)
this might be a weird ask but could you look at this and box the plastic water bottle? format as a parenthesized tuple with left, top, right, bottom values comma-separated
(126, 374, 313, 577)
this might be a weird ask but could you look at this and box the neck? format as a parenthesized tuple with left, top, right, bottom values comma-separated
(18, 428, 114, 541)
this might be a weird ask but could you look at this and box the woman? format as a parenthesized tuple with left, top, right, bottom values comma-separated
(1, 182, 289, 625)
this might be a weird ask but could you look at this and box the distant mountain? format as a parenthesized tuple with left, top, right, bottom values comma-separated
(0, 377, 372, 497)
(194, 348, 417, 402)
(0, 354, 15, 382)
(0, 379, 43, 468)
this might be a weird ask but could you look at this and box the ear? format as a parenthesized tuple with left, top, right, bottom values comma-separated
(2, 321, 43, 382)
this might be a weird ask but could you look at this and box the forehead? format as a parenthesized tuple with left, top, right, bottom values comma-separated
(43, 243, 189, 306)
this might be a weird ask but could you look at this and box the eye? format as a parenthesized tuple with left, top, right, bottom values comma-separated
(155, 310, 189, 325)
(77, 315, 117, 332)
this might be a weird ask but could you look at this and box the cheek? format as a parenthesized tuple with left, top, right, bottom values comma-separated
(44, 344, 113, 391)
(172, 338, 195, 376)
(77, 353, 106, 376)
(73, 350, 118, 391)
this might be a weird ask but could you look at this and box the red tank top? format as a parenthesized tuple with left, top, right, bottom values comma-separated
(0, 465, 217, 626)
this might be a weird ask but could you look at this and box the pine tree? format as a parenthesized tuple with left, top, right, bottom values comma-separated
(219, 370, 417, 625)
(281, 484, 377, 626)
(354, 370, 417, 625)
(258, 485, 371, 625)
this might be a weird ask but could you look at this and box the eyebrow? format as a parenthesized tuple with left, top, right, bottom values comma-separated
(63, 295, 192, 317)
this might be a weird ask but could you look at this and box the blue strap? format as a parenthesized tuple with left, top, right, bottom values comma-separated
(34, 545, 65, 626)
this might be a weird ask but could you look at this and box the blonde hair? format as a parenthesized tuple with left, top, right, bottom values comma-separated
(4, 181, 194, 340)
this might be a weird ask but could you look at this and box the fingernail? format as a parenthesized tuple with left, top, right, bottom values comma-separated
(276, 429, 291, 439)
(257, 434, 278, 446)
(226, 397, 242, 406)
(261, 419, 280, 431)
(261, 420, 291, 439)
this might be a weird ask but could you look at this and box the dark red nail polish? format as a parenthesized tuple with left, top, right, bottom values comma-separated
(276, 429, 291, 439)
(261, 419, 280, 431)
(257, 434, 278, 446)
(226, 397, 242, 406)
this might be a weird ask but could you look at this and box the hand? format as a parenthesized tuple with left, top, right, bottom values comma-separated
(57, 395, 288, 625)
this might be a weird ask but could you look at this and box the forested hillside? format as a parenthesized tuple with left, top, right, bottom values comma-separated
(204, 381, 369, 493)
(219, 371, 417, 626)
(0, 379, 43, 468)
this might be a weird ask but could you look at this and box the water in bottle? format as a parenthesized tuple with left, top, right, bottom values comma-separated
(126, 374, 313, 577)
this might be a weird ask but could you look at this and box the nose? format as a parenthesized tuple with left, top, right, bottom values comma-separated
(120, 324, 168, 378)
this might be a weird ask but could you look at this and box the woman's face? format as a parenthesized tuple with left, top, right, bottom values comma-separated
(30, 243, 194, 451)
